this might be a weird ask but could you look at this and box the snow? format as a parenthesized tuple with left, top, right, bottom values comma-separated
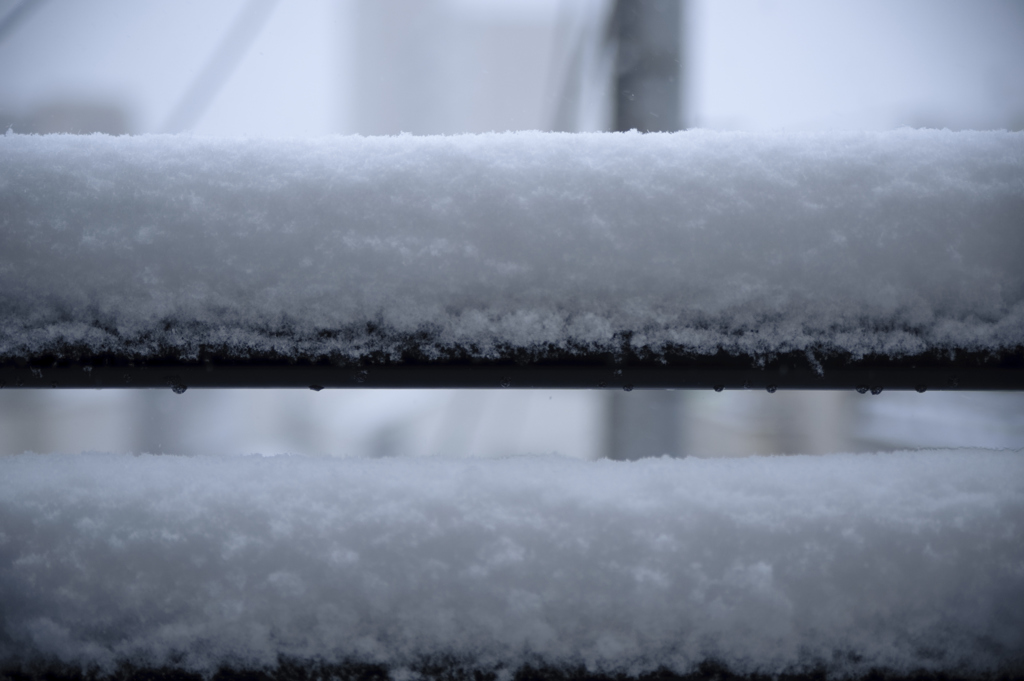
(1, 129, 1022, 363)
(1, 451, 1021, 677)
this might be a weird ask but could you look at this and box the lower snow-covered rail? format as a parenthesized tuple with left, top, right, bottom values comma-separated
(2, 451, 1022, 678)
(1, 130, 1022, 390)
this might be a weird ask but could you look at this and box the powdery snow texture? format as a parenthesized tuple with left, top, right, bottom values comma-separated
(1, 130, 1022, 362)
(0, 452, 1022, 676)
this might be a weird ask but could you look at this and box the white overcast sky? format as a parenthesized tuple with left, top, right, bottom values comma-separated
(0, 0, 1021, 133)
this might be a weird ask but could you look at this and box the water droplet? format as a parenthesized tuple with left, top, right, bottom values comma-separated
(713, 385, 724, 392)
(870, 386, 883, 395)
(766, 385, 777, 393)
(15, 378, 24, 387)
(855, 385, 869, 394)
(82, 366, 93, 374)
(50, 381, 58, 388)
(947, 376, 959, 388)
(597, 381, 607, 388)
(123, 373, 132, 384)
(915, 385, 927, 393)
(500, 377, 512, 388)
(309, 385, 323, 392)
(742, 381, 751, 390)
(171, 384, 187, 395)
(623, 384, 633, 392)
(354, 370, 368, 384)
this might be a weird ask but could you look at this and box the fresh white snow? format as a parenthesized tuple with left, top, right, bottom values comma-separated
(1, 129, 1022, 362)
(1, 451, 1021, 676)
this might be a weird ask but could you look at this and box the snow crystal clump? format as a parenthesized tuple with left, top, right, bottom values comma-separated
(0, 451, 1021, 676)
(1, 130, 1022, 361)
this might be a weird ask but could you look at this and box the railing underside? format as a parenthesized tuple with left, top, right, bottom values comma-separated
(4, 345, 1021, 391)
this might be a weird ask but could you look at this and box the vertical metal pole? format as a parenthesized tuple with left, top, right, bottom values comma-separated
(607, 0, 684, 460)
(613, 0, 682, 132)
(606, 389, 683, 460)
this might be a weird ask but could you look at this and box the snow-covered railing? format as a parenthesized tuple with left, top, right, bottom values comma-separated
(1, 130, 1022, 390)
(2, 451, 1022, 678)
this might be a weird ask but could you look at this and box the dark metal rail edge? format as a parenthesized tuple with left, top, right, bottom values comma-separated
(2, 659, 1020, 681)
(2, 348, 1022, 391)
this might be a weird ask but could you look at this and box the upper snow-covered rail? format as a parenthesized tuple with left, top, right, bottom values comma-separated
(1, 130, 1022, 390)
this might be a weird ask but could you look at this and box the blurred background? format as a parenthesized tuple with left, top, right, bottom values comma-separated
(1, 0, 1022, 458)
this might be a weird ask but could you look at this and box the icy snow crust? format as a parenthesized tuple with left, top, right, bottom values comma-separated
(1, 130, 1022, 362)
(1, 452, 1022, 677)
